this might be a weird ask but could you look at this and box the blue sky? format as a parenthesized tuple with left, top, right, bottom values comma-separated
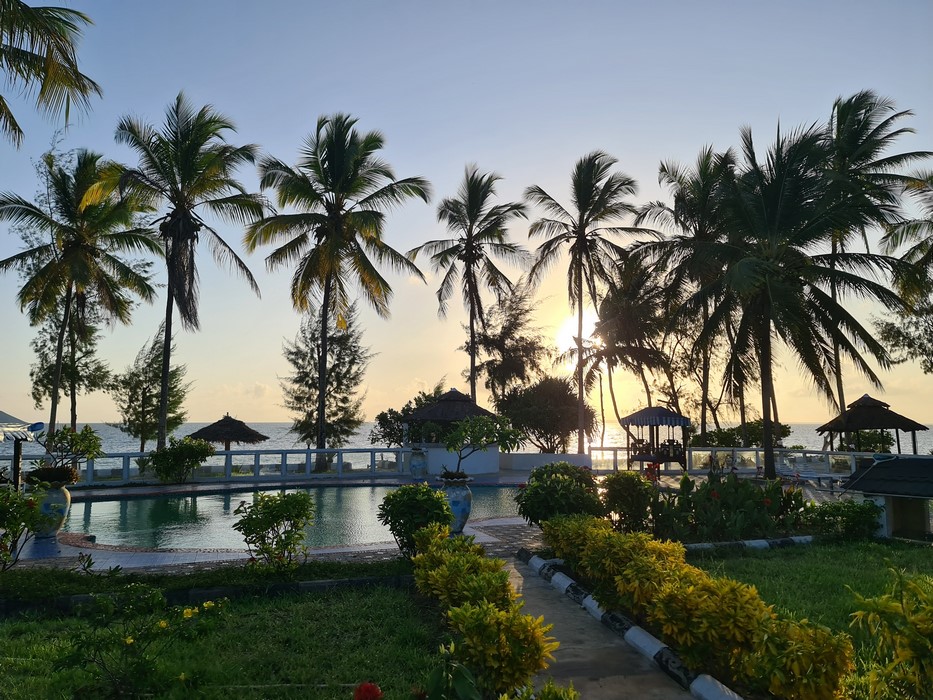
(2, 0, 932, 426)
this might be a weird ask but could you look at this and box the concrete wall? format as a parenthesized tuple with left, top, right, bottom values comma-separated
(499, 452, 592, 471)
(420, 444, 500, 475)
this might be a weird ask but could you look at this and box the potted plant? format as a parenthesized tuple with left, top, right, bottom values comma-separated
(27, 426, 103, 538)
(439, 415, 523, 533)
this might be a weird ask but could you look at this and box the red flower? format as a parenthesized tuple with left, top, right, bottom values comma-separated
(26, 499, 36, 509)
(763, 497, 772, 507)
(354, 682, 383, 700)
(517, 483, 527, 490)
(710, 490, 720, 500)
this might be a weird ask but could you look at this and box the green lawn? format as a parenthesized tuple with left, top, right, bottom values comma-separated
(688, 539, 933, 631)
(0, 585, 443, 699)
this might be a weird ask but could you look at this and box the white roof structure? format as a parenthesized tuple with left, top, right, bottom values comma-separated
(0, 410, 43, 442)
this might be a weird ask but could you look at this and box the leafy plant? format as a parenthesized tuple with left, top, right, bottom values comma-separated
(601, 471, 655, 532)
(140, 436, 213, 483)
(57, 583, 224, 698)
(232, 491, 315, 570)
(377, 484, 452, 558)
(851, 570, 933, 699)
(505, 679, 579, 699)
(0, 486, 50, 572)
(514, 463, 603, 527)
(33, 425, 104, 477)
(443, 415, 523, 476)
(418, 645, 482, 700)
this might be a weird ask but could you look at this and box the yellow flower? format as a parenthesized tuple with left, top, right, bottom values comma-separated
(183, 608, 194, 619)
(124, 636, 134, 646)
(202, 601, 214, 610)
(158, 620, 169, 629)
(179, 673, 187, 682)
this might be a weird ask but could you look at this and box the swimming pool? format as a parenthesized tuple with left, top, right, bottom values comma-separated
(62, 486, 520, 550)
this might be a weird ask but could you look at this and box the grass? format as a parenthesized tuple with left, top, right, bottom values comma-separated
(1, 558, 412, 603)
(687, 539, 933, 632)
(0, 585, 443, 699)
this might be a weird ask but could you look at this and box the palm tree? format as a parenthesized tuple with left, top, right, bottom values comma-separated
(636, 146, 736, 444)
(0, 150, 158, 434)
(0, 0, 100, 146)
(245, 113, 430, 455)
(824, 91, 931, 415)
(525, 152, 639, 453)
(115, 93, 264, 449)
(687, 125, 908, 478)
(408, 165, 527, 401)
(881, 170, 933, 270)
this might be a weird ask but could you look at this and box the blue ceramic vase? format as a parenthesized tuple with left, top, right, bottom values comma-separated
(442, 478, 473, 534)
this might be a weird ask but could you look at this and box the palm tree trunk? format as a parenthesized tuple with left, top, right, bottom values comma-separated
(315, 276, 332, 466)
(829, 239, 850, 445)
(760, 315, 776, 479)
(638, 367, 653, 407)
(700, 301, 711, 443)
(598, 372, 606, 445)
(68, 318, 77, 430)
(469, 301, 477, 401)
(157, 275, 174, 451)
(738, 386, 749, 447)
(47, 285, 74, 439)
(576, 270, 585, 454)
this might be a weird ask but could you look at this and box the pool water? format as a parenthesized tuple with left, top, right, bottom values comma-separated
(62, 486, 520, 550)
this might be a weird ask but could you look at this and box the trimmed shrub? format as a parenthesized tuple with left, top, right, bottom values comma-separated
(377, 483, 452, 558)
(601, 471, 655, 532)
(446, 601, 559, 695)
(416, 551, 513, 611)
(515, 463, 603, 527)
(804, 498, 883, 541)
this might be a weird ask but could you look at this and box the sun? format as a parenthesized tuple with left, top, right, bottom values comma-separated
(554, 309, 599, 363)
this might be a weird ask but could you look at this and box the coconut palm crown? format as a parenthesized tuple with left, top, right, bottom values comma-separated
(245, 113, 430, 452)
(0, 0, 101, 146)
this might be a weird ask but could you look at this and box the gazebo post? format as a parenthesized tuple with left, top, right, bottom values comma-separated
(895, 430, 901, 455)
(912, 431, 918, 455)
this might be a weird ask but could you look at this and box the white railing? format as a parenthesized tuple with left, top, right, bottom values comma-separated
(1, 447, 412, 487)
(589, 446, 877, 482)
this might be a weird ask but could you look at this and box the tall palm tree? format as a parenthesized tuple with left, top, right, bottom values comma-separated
(824, 91, 931, 415)
(636, 146, 736, 443)
(0, 0, 100, 146)
(687, 125, 908, 478)
(116, 93, 264, 449)
(0, 150, 158, 434)
(881, 170, 933, 271)
(245, 113, 430, 454)
(525, 152, 639, 453)
(408, 165, 527, 401)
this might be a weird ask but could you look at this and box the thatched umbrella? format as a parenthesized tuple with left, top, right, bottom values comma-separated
(817, 394, 928, 454)
(187, 414, 269, 451)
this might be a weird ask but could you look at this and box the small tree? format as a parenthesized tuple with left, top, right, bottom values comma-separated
(369, 380, 445, 447)
(109, 325, 189, 452)
(497, 376, 596, 453)
(442, 415, 523, 477)
(282, 303, 371, 454)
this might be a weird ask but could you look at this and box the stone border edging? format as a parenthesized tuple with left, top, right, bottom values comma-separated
(515, 548, 743, 700)
(0, 574, 414, 618)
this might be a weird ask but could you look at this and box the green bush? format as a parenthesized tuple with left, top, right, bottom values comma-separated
(0, 486, 50, 572)
(141, 436, 214, 483)
(514, 463, 603, 527)
(232, 491, 315, 570)
(378, 484, 452, 558)
(601, 471, 655, 533)
(803, 498, 882, 541)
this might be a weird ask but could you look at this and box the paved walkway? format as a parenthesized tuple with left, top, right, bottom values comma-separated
(508, 561, 692, 699)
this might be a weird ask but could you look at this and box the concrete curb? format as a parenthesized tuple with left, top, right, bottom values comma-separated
(683, 535, 812, 552)
(516, 548, 742, 700)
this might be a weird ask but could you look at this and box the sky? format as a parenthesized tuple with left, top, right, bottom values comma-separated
(1, 0, 932, 428)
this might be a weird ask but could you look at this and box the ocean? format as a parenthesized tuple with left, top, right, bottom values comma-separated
(4, 421, 931, 457)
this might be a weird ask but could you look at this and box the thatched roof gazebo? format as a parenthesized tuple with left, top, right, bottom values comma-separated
(817, 394, 928, 454)
(407, 389, 495, 422)
(187, 414, 269, 451)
